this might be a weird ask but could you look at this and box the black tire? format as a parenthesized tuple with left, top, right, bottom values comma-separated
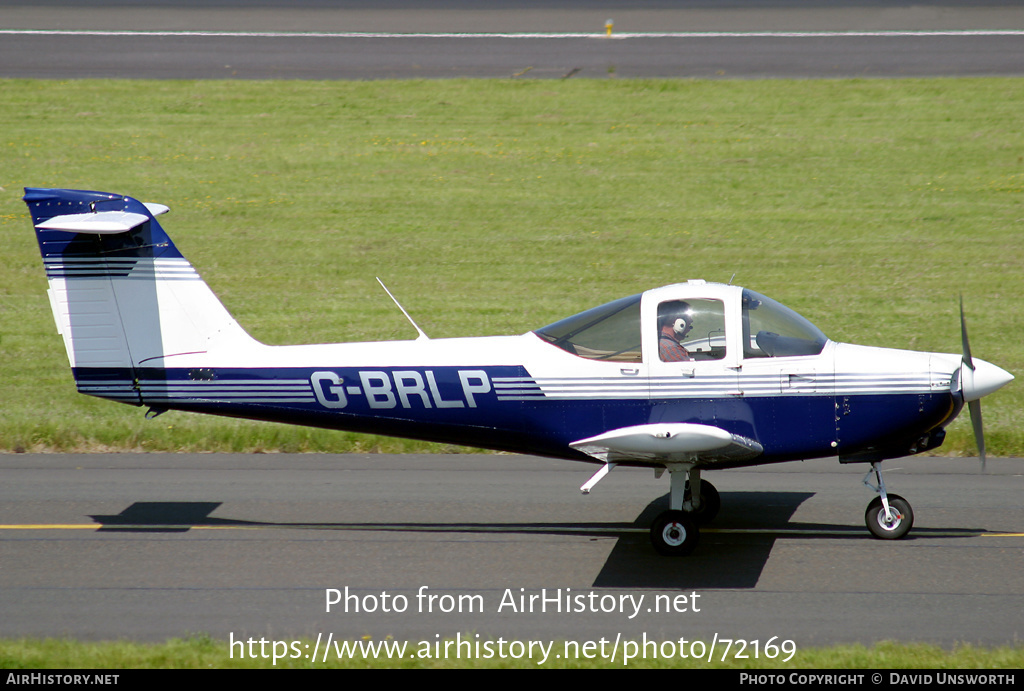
(650, 510, 699, 556)
(865, 494, 914, 540)
(687, 479, 721, 524)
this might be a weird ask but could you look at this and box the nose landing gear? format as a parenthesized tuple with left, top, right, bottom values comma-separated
(863, 462, 914, 539)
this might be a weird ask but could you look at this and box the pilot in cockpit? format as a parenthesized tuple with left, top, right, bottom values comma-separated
(658, 301, 695, 362)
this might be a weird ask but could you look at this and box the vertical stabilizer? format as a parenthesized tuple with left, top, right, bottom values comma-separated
(24, 188, 260, 405)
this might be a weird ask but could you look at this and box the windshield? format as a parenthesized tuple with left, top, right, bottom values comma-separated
(534, 294, 642, 363)
(742, 289, 827, 358)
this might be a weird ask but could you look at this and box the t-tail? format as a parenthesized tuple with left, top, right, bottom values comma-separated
(24, 188, 260, 406)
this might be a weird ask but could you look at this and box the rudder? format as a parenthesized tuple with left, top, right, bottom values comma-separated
(25, 188, 259, 405)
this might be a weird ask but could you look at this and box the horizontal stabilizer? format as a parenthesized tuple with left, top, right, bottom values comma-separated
(570, 423, 762, 465)
(36, 210, 151, 234)
(24, 187, 259, 379)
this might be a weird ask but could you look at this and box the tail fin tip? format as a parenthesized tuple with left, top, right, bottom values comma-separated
(24, 187, 258, 389)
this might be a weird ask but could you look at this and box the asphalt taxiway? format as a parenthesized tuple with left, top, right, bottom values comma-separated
(2, 0, 1023, 79)
(1, 453, 1020, 646)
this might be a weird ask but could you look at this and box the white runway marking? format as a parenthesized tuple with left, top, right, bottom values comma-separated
(3, 29, 1024, 39)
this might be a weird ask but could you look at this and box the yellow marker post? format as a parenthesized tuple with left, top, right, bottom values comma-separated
(605, 19, 613, 37)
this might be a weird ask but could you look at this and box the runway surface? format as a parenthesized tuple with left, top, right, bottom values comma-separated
(1, 453, 1021, 651)
(2, 1, 1024, 79)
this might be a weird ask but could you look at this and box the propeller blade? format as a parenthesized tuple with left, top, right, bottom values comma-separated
(968, 399, 986, 472)
(958, 297, 1013, 472)
(961, 296, 984, 471)
(960, 295, 974, 371)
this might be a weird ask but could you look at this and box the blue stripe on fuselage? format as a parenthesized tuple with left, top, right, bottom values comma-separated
(72, 365, 956, 465)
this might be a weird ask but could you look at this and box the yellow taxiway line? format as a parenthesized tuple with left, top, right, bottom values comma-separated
(0, 524, 1021, 537)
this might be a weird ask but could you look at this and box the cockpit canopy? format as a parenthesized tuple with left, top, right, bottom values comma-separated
(533, 285, 827, 364)
(741, 289, 828, 358)
(533, 294, 643, 362)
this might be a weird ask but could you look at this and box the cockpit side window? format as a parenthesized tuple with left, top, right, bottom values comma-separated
(742, 289, 828, 358)
(534, 294, 642, 363)
(657, 298, 726, 362)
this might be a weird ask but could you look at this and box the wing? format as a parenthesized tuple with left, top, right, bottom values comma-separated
(569, 423, 763, 465)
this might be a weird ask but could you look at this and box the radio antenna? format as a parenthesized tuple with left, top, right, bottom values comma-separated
(376, 278, 429, 341)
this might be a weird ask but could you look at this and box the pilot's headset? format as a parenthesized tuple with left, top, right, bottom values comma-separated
(658, 301, 694, 335)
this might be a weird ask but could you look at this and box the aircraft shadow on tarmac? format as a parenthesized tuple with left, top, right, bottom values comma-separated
(89, 493, 985, 590)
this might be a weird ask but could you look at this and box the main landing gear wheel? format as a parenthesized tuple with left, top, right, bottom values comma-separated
(650, 511, 699, 556)
(687, 479, 721, 524)
(865, 494, 914, 540)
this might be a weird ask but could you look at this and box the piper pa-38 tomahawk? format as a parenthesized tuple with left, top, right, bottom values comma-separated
(25, 188, 1014, 556)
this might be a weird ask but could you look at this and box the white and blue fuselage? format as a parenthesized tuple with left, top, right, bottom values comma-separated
(26, 187, 1002, 466)
(25, 187, 1013, 553)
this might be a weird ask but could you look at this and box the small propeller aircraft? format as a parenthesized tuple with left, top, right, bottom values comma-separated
(24, 188, 1014, 556)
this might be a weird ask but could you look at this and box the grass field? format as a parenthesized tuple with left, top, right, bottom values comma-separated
(2, 636, 1021, 669)
(1, 78, 1020, 455)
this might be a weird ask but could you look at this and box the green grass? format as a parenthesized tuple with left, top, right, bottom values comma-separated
(1, 636, 1021, 669)
(1, 78, 1021, 454)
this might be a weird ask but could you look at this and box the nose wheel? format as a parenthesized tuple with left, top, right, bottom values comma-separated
(863, 463, 914, 540)
(865, 494, 914, 539)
